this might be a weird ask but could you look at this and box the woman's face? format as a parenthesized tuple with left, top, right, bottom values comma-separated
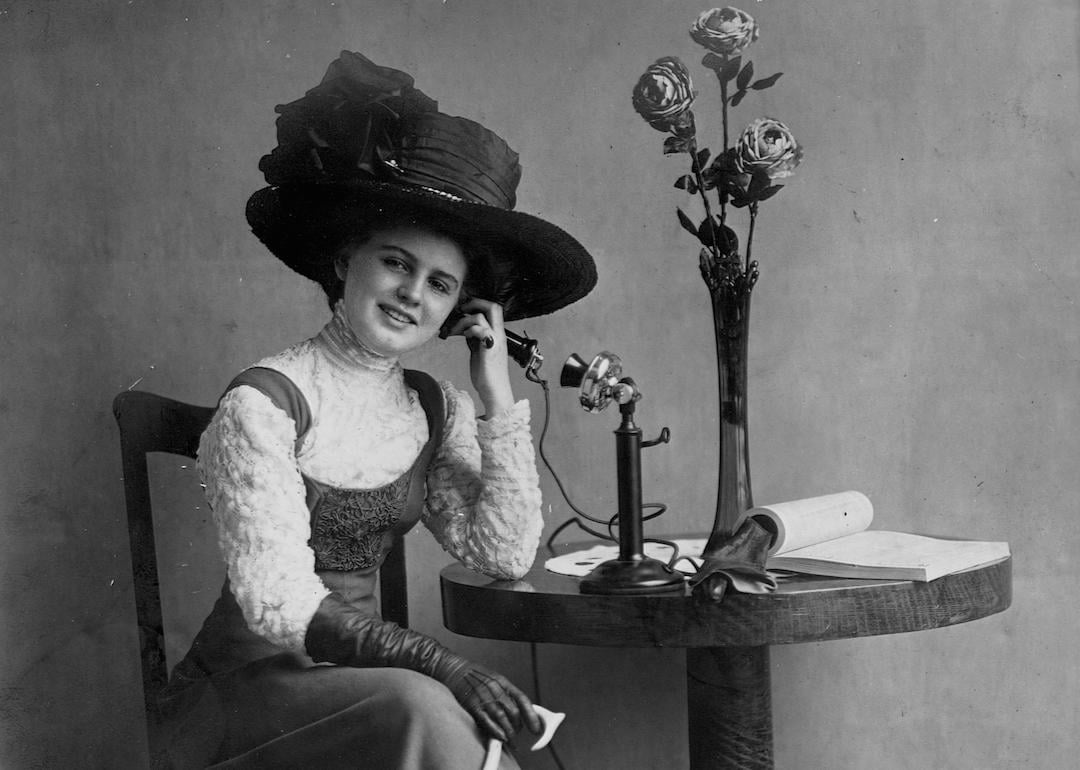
(336, 225, 467, 358)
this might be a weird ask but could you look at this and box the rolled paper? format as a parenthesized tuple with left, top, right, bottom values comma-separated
(749, 490, 873, 556)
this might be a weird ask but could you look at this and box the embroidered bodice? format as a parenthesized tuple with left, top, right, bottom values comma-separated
(311, 477, 412, 571)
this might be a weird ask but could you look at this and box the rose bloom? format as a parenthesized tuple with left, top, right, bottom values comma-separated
(689, 7, 759, 57)
(632, 56, 695, 132)
(734, 117, 802, 181)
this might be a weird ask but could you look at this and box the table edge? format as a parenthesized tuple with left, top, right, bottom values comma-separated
(440, 556, 1012, 648)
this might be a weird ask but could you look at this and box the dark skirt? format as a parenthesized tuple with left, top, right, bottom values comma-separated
(161, 572, 519, 769)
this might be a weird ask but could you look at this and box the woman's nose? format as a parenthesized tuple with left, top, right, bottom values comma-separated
(396, 278, 422, 304)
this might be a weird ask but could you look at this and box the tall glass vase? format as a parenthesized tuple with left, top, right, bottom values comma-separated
(703, 286, 753, 551)
(689, 254, 775, 602)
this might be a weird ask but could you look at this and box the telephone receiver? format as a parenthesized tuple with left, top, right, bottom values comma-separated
(439, 305, 544, 379)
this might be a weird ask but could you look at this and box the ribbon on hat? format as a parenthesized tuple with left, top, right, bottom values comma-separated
(259, 51, 439, 187)
(257, 51, 521, 211)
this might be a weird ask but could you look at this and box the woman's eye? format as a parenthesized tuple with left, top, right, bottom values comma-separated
(428, 279, 451, 295)
(382, 256, 408, 272)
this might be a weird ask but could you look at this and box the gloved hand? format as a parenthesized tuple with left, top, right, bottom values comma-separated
(438, 659, 543, 743)
(305, 592, 542, 741)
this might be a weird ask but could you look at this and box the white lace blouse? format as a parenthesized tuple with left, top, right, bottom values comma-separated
(196, 304, 543, 651)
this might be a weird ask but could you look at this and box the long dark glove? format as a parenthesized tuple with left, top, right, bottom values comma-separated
(688, 515, 778, 602)
(305, 593, 542, 742)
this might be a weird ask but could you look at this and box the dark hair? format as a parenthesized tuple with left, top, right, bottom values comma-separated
(322, 213, 497, 310)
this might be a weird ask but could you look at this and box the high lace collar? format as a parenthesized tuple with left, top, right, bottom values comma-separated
(315, 301, 399, 374)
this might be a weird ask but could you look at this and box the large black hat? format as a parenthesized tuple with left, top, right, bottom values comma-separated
(246, 51, 597, 321)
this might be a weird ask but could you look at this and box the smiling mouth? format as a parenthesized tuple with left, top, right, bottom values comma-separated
(380, 305, 417, 325)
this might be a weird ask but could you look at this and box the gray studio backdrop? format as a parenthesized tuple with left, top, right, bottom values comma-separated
(2, 1, 1077, 767)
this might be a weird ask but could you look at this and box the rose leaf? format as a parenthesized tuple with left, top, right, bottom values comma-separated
(727, 186, 750, 207)
(750, 73, 783, 91)
(720, 56, 742, 84)
(699, 219, 738, 253)
(757, 185, 784, 202)
(674, 174, 699, 194)
(730, 90, 748, 107)
(677, 208, 699, 238)
(701, 53, 726, 71)
(736, 61, 755, 91)
(748, 172, 772, 196)
(664, 135, 690, 154)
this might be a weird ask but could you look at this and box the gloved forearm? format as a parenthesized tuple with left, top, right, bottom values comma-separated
(305, 592, 466, 682)
(304, 592, 541, 741)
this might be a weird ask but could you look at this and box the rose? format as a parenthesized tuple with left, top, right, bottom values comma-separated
(733, 117, 802, 181)
(632, 56, 696, 133)
(689, 7, 759, 57)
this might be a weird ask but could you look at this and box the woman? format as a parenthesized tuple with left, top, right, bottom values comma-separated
(161, 51, 596, 769)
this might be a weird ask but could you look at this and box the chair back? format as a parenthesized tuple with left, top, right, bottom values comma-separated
(112, 390, 410, 755)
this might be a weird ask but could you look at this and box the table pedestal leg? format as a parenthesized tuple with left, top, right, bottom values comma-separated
(686, 645, 773, 770)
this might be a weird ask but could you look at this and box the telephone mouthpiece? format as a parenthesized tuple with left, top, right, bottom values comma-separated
(560, 353, 590, 388)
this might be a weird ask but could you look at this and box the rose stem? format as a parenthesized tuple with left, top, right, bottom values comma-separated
(688, 134, 721, 263)
(745, 201, 758, 276)
(718, 70, 730, 226)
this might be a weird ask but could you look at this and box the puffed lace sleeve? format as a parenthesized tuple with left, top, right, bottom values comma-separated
(197, 386, 330, 651)
(422, 382, 543, 580)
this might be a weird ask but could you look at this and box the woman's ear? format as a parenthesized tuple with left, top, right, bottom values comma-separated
(334, 255, 349, 282)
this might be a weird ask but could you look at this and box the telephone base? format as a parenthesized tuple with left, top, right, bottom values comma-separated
(579, 557, 686, 595)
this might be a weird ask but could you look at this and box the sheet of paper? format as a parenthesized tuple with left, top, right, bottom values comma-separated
(545, 539, 708, 577)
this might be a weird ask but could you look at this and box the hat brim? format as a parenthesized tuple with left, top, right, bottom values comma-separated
(246, 182, 597, 322)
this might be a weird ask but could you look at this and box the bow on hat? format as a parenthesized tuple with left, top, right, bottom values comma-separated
(260, 51, 440, 187)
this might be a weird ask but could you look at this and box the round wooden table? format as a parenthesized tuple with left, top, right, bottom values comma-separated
(440, 555, 1011, 769)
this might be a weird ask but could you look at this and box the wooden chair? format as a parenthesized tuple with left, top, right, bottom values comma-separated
(112, 389, 410, 764)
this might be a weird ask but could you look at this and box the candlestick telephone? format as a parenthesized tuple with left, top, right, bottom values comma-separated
(445, 313, 685, 770)
(458, 313, 687, 596)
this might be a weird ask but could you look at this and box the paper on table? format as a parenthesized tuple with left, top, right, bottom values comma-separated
(544, 539, 707, 578)
(767, 530, 1010, 581)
